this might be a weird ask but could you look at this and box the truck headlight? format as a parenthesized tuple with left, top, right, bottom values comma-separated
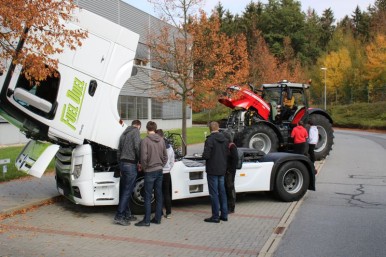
(73, 164, 82, 179)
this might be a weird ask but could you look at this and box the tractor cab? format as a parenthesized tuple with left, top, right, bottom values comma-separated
(261, 80, 309, 125)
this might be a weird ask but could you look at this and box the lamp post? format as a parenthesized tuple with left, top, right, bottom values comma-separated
(321, 67, 327, 110)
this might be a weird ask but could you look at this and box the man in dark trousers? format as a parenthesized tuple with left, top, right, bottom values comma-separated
(224, 132, 239, 214)
(114, 119, 141, 226)
(202, 121, 229, 223)
(135, 121, 167, 227)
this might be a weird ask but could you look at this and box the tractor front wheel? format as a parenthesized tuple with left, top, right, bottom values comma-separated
(310, 114, 334, 160)
(241, 124, 278, 154)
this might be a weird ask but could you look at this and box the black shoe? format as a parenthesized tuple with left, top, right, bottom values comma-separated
(204, 217, 220, 223)
(124, 215, 137, 222)
(150, 218, 161, 224)
(135, 220, 150, 227)
(113, 217, 130, 226)
(220, 217, 228, 221)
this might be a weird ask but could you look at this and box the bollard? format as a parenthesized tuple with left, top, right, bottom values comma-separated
(1, 159, 10, 179)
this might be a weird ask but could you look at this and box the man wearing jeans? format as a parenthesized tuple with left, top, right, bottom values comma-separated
(135, 121, 167, 227)
(202, 121, 229, 223)
(114, 120, 141, 226)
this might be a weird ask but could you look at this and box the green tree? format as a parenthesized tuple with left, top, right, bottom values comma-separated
(352, 6, 371, 41)
(319, 8, 335, 50)
(257, 0, 306, 63)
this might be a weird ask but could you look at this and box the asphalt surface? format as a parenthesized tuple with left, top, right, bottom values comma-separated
(0, 143, 322, 257)
(273, 129, 386, 257)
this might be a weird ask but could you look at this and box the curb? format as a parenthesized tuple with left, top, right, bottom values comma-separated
(0, 196, 61, 220)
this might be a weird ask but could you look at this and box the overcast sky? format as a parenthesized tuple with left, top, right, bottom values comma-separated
(124, 0, 376, 22)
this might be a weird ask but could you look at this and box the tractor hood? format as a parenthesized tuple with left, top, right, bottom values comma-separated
(218, 85, 271, 120)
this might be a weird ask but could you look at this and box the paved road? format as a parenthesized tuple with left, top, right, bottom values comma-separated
(274, 130, 386, 257)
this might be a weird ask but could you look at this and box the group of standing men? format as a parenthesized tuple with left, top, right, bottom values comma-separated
(113, 119, 239, 226)
(113, 118, 317, 227)
(113, 120, 174, 227)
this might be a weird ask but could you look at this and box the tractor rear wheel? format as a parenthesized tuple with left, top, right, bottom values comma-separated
(241, 124, 278, 154)
(310, 114, 334, 160)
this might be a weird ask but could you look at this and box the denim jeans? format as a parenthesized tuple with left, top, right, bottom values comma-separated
(144, 170, 163, 223)
(115, 162, 137, 219)
(207, 174, 228, 220)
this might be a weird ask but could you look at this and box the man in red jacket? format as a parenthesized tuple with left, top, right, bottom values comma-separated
(291, 120, 308, 155)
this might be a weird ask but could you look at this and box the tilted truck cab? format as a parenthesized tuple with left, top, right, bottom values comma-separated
(0, 8, 139, 148)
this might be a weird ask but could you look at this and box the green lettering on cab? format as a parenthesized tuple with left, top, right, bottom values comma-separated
(60, 78, 87, 131)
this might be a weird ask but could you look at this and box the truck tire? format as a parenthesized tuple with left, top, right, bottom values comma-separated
(310, 114, 334, 160)
(241, 124, 278, 154)
(130, 176, 155, 215)
(274, 161, 309, 202)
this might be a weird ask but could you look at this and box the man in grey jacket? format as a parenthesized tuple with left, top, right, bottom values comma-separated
(135, 121, 167, 227)
(114, 119, 141, 226)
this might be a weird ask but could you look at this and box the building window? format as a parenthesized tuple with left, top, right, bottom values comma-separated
(118, 95, 148, 120)
(151, 99, 162, 119)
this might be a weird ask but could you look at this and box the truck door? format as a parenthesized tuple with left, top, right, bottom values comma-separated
(15, 140, 59, 178)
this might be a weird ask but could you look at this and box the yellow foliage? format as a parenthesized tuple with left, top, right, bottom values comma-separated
(322, 47, 352, 92)
(365, 34, 386, 82)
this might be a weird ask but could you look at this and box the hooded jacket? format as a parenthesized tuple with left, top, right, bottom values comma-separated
(202, 131, 228, 175)
(117, 126, 141, 163)
(140, 133, 168, 172)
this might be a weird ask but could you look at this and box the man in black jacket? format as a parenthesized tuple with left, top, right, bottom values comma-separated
(114, 119, 141, 226)
(202, 121, 229, 223)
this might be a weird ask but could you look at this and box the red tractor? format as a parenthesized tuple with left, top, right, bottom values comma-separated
(218, 80, 334, 160)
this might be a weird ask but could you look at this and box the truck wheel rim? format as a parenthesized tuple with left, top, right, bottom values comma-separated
(132, 179, 154, 206)
(282, 168, 303, 193)
(249, 133, 271, 153)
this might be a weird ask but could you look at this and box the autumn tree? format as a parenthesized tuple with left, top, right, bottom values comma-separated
(319, 47, 352, 104)
(191, 12, 249, 112)
(364, 34, 386, 101)
(147, 0, 249, 144)
(248, 30, 279, 85)
(0, 0, 87, 81)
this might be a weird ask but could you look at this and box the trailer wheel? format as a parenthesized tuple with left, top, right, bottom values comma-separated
(274, 161, 309, 202)
(241, 124, 278, 154)
(130, 176, 155, 215)
(310, 114, 334, 160)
